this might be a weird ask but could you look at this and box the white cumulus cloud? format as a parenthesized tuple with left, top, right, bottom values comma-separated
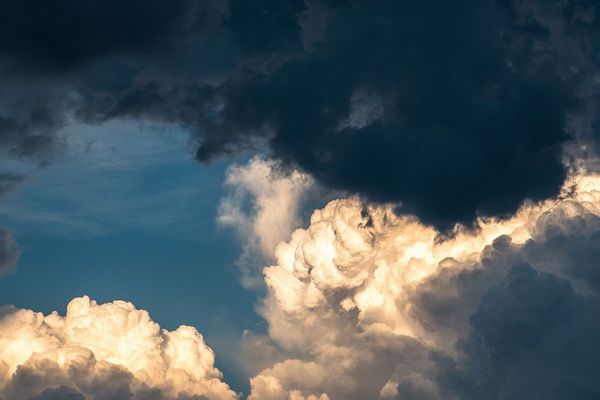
(247, 171, 600, 399)
(6, 168, 600, 399)
(0, 296, 238, 400)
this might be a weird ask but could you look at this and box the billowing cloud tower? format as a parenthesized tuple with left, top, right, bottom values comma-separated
(247, 172, 600, 399)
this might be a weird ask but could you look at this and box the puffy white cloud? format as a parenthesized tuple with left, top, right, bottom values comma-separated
(0, 296, 238, 400)
(217, 157, 315, 288)
(247, 172, 600, 399)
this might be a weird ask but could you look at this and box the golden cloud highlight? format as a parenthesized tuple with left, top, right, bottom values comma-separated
(248, 172, 600, 399)
(0, 296, 237, 400)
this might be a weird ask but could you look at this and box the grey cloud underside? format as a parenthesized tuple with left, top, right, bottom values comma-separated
(5, 363, 212, 400)
(1, 0, 599, 227)
(417, 213, 600, 399)
(407, 239, 600, 399)
(420, 217, 600, 399)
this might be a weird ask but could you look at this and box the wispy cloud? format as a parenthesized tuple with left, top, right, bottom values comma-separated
(0, 119, 227, 238)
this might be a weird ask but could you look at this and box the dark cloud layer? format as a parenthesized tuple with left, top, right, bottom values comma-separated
(0, 0, 212, 73)
(201, 0, 599, 227)
(208, 0, 582, 227)
(1, 0, 600, 227)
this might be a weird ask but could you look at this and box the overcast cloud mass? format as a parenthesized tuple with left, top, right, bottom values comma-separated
(2, 0, 600, 399)
(2, 0, 600, 226)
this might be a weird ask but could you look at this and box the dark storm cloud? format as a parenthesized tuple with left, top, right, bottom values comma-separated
(193, 0, 596, 228)
(0, 0, 212, 73)
(0, 0, 228, 161)
(1, 0, 600, 227)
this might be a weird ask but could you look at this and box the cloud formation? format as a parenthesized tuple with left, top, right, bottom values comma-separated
(2, 0, 599, 227)
(2, 1, 600, 397)
(246, 171, 600, 399)
(218, 157, 315, 288)
(3, 175, 600, 399)
(203, 0, 589, 228)
(0, 0, 227, 162)
(0, 296, 237, 400)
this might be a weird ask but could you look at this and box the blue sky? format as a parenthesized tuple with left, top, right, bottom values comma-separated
(0, 120, 261, 392)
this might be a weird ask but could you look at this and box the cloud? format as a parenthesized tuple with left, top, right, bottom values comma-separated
(0, 296, 238, 400)
(2, 2, 600, 398)
(4, 174, 600, 400)
(2, 0, 599, 227)
(0, 0, 228, 163)
(244, 171, 600, 399)
(0, 0, 227, 73)
(190, 0, 600, 228)
(217, 157, 315, 288)
(0, 108, 66, 165)
(442, 263, 600, 399)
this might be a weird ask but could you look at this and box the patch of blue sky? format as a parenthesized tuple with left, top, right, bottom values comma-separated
(0, 119, 260, 393)
(0, 119, 228, 237)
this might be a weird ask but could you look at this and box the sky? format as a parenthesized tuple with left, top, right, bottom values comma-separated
(0, 120, 263, 391)
(1, 1, 600, 399)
